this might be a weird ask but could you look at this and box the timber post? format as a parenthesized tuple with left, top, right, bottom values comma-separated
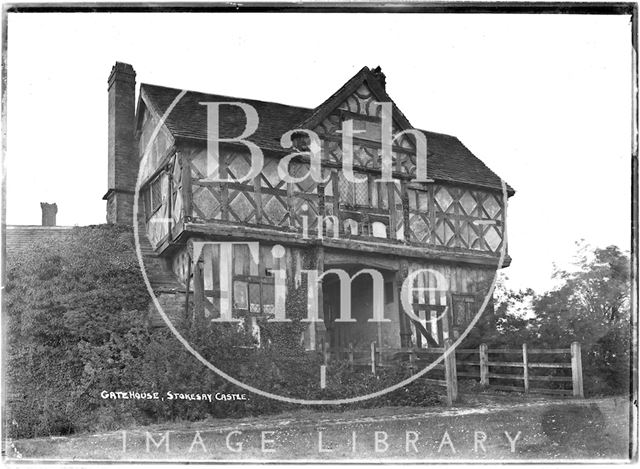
(315, 246, 326, 352)
(571, 341, 584, 398)
(192, 241, 204, 318)
(370, 341, 377, 375)
(348, 343, 354, 370)
(479, 343, 489, 387)
(397, 261, 412, 348)
(184, 254, 192, 321)
(522, 343, 530, 394)
(444, 338, 458, 405)
(408, 350, 416, 376)
(180, 152, 192, 220)
(323, 339, 329, 365)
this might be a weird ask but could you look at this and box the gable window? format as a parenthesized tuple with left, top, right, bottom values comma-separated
(338, 171, 369, 207)
(339, 110, 383, 143)
(353, 119, 382, 142)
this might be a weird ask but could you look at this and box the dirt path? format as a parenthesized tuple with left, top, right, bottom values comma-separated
(5, 395, 633, 462)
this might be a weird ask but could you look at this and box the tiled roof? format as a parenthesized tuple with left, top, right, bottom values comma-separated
(421, 130, 514, 194)
(5, 225, 185, 329)
(5, 226, 74, 254)
(4, 225, 183, 294)
(141, 84, 312, 153)
(140, 76, 514, 195)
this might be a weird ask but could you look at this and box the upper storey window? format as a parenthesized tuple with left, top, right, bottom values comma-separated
(352, 119, 382, 142)
(339, 110, 383, 143)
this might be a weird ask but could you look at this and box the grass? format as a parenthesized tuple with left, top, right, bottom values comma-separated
(4, 395, 632, 462)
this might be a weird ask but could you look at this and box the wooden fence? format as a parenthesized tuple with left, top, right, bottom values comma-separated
(455, 342, 583, 398)
(321, 338, 460, 405)
(321, 339, 584, 405)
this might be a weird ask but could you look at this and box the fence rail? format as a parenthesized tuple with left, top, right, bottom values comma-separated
(319, 339, 584, 405)
(457, 341, 583, 397)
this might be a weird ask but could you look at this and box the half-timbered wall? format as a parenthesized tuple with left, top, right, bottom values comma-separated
(138, 80, 506, 255)
(167, 239, 496, 350)
(165, 80, 505, 255)
(141, 152, 183, 248)
(136, 78, 509, 352)
(143, 170, 170, 246)
(171, 240, 301, 319)
(403, 261, 495, 348)
(138, 105, 174, 183)
(179, 144, 505, 253)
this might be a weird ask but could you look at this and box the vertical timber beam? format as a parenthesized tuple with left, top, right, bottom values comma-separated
(253, 174, 262, 224)
(331, 171, 341, 235)
(193, 259, 204, 317)
(397, 261, 412, 348)
(317, 184, 325, 238)
(185, 253, 192, 321)
(166, 168, 173, 240)
(287, 182, 295, 229)
(315, 246, 325, 351)
(181, 152, 193, 221)
(388, 182, 397, 240)
(220, 153, 229, 221)
(401, 180, 410, 241)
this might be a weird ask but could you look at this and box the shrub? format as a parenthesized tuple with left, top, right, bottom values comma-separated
(5, 225, 151, 437)
(5, 225, 442, 438)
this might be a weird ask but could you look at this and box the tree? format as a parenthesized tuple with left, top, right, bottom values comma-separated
(461, 272, 537, 347)
(530, 242, 631, 395)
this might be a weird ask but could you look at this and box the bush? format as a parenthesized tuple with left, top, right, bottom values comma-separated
(5, 225, 441, 438)
(5, 225, 151, 438)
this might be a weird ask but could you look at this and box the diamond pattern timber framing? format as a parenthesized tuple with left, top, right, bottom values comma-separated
(171, 80, 506, 256)
(183, 159, 503, 254)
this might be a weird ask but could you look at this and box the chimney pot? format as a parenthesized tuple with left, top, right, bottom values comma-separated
(371, 66, 386, 89)
(40, 202, 57, 226)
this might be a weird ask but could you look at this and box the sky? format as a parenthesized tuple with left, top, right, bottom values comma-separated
(4, 12, 633, 293)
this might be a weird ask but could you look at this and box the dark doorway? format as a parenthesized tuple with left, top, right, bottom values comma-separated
(322, 265, 401, 350)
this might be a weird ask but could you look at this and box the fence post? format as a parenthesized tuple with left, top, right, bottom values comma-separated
(444, 338, 458, 405)
(323, 339, 329, 365)
(522, 343, 529, 394)
(348, 343, 354, 371)
(479, 343, 489, 387)
(408, 350, 416, 376)
(571, 341, 584, 398)
(370, 342, 377, 375)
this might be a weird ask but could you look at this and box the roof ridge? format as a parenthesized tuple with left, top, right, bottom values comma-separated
(140, 83, 313, 112)
(6, 225, 75, 229)
(418, 128, 458, 139)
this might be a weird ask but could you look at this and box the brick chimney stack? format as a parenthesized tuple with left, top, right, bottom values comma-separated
(103, 62, 137, 224)
(40, 202, 57, 226)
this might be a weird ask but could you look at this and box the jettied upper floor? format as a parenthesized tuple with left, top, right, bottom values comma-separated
(105, 63, 515, 269)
